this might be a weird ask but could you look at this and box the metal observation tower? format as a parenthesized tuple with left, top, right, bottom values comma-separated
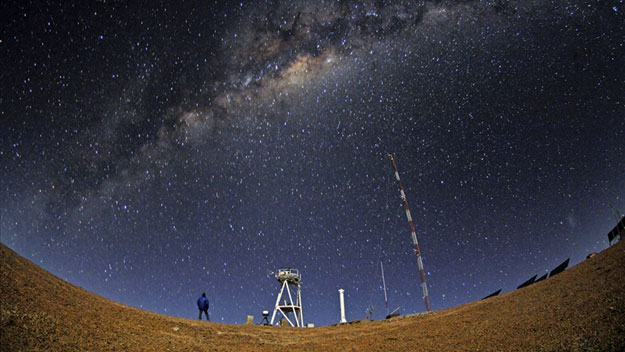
(270, 268, 304, 327)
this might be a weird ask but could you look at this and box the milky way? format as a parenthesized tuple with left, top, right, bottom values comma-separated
(2, 0, 624, 325)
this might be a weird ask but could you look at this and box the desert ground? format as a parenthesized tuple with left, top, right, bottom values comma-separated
(1, 240, 624, 351)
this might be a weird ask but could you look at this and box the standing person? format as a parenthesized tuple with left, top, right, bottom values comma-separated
(197, 293, 210, 321)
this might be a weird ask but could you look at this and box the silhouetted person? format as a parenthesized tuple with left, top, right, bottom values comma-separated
(197, 293, 210, 321)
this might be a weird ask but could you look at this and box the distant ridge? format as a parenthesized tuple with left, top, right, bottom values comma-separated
(1, 241, 624, 351)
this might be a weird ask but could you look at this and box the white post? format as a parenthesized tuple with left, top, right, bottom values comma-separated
(338, 289, 347, 323)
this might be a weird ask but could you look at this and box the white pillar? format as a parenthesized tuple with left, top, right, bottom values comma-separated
(338, 289, 347, 323)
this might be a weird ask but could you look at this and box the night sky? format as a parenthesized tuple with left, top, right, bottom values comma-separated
(2, 0, 624, 326)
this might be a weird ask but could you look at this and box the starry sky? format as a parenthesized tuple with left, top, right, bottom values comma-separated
(1, 0, 624, 326)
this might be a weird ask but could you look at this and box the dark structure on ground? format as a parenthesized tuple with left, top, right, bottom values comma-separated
(482, 289, 502, 300)
(608, 216, 624, 246)
(534, 273, 548, 283)
(517, 275, 538, 289)
(549, 259, 570, 278)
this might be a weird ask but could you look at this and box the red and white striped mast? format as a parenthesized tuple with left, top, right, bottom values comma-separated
(388, 154, 431, 312)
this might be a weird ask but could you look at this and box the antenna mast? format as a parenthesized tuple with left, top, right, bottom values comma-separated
(388, 153, 431, 312)
(380, 261, 389, 317)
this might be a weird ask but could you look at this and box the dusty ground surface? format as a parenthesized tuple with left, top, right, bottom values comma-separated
(1, 241, 624, 351)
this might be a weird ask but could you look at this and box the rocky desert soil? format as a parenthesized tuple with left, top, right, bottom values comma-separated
(1, 241, 624, 351)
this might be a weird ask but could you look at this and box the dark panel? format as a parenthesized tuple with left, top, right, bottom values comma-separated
(534, 273, 548, 283)
(549, 258, 570, 277)
(608, 216, 624, 244)
(517, 274, 537, 289)
(481, 289, 502, 300)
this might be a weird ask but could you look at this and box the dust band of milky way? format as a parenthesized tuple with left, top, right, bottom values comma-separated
(98, 1, 535, 147)
(167, 0, 531, 146)
(29, 1, 582, 212)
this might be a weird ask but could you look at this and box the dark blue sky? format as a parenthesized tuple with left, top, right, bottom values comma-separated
(2, 0, 624, 326)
